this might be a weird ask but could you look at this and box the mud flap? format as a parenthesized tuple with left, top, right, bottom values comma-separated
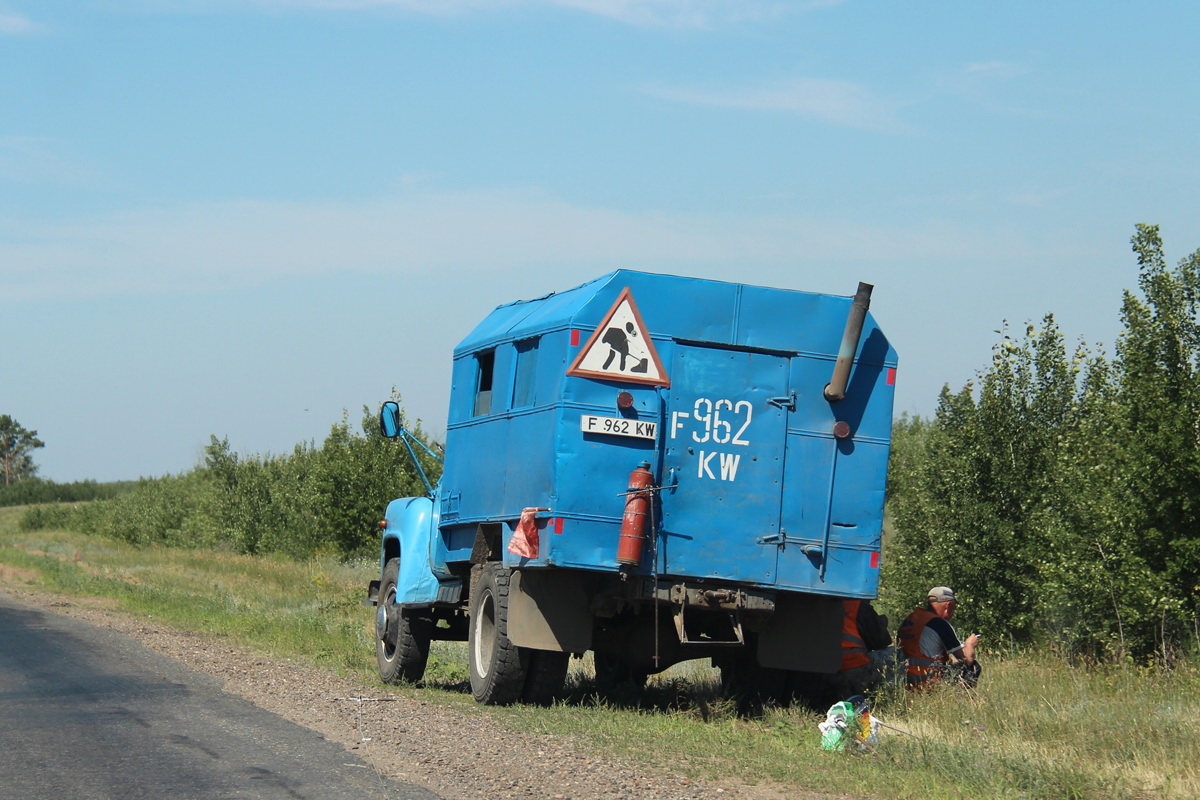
(507, 570, 593, 653)
(756, 593, 843, 673)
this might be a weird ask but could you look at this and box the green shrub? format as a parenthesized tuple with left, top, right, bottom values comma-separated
(17, 503, 80, 531)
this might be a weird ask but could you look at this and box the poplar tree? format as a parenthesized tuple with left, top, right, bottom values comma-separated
(0, 415, 44, 486)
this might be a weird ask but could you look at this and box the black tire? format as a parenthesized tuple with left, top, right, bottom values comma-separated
(593, 651, 648, 693)
(468, 563, 529, 704)
(719, 648, 791, 715)
(522, 650, 570, 706)
(787, 670, 838, 711)
(375, 557, 433, 684)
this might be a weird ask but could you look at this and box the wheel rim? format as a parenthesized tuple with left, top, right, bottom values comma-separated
(473, 588, 496, 680)
(377, 590, 397, 661)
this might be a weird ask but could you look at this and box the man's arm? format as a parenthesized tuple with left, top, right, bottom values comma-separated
(857, 601, 892, 650)
(927, 618, 978, 664)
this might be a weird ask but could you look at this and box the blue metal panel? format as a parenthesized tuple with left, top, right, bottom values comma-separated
(736, 283, 837, 354)
(502, 408, 557, 515)
(659, 345, 789, 582)
(604, 272, 738, 347)
(778, 432, 836, 546)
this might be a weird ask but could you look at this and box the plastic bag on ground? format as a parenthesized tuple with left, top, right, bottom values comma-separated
(818, 697, 879, 752)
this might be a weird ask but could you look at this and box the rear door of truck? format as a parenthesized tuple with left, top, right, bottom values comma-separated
(659, 344, 789, 583)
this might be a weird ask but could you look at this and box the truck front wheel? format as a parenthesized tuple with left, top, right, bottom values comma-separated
(469, 563, 529, 704)
(376, 557, 433, 684)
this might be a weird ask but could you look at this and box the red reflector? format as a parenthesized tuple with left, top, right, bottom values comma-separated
(553, 517, 564, 534)
(570, 329, 581, 347)
(886, 368, 896, 386)
(869, 551, 880, 568)
(379, 519, 387, 530)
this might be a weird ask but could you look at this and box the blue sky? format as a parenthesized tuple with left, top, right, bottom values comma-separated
(3, 0, 1198, 482)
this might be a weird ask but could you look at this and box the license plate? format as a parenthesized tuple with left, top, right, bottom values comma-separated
(579, 414, 657, 440)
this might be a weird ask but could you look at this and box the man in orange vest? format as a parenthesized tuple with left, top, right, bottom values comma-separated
(835, 598, 895, 698)
(897, 586, 980, 690)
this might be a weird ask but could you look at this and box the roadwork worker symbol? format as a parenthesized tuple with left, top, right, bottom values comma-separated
(567, 287, 669, 386)
(601, 322, 648, 373)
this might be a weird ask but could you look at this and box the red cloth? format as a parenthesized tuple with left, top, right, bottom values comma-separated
(507, 507, 549, 559)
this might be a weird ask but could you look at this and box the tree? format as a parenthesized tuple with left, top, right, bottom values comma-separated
(1108, 224, 1200, 653)
(0, 415, 45, 487)
(886, 225, 1200, 659)
(883, 318, 1098, 645)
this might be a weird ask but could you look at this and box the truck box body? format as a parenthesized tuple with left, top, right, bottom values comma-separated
(435, 270, 894, 595)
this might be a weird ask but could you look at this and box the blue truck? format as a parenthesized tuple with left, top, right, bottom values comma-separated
(366, 270, 896, 705)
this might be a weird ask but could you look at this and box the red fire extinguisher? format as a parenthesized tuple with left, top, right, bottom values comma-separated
(617, 462, 654, 565)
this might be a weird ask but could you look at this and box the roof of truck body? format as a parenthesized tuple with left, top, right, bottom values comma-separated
(455, 270, 897, 367)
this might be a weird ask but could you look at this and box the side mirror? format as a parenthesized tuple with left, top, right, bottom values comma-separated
(379, 401, 402, 439)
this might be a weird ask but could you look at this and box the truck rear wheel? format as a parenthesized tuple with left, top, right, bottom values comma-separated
(593, 652, 648, 693)
(376, 557, 433, 684)
(469, 563, 529, 704)
(719, 648, 791, 715)
(522, 650, 570, 706)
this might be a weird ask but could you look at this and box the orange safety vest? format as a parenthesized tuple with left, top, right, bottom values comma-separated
(897, 607, 947, 689)
(841, 599, 869, 670)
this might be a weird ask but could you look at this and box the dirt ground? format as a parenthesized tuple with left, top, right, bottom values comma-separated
(3, 587, 841, 800)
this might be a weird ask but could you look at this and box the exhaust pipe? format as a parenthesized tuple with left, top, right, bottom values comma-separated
(824, 282, 873, 403)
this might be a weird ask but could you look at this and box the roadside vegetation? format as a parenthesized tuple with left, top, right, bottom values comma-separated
(4, 226, 1200, 798)
(2, 514, 1196, 800)
(15, 402, 439, 561)
(882, 225, 1200, 662)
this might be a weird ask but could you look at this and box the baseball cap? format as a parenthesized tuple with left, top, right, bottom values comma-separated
(927, 586, 957, 603)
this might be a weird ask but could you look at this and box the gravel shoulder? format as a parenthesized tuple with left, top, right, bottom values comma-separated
(3, 587, 832, 800)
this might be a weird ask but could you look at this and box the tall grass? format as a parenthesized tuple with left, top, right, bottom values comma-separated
(2, 519, 1196, 800)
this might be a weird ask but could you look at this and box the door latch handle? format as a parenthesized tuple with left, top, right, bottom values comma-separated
(755, 531, 822, 556)
(767, 392, 796, 411)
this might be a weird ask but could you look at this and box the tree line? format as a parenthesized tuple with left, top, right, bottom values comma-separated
(882, 225, 1200, 661)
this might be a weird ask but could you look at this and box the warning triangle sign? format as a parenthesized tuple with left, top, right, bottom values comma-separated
(567, 287, 669, 387)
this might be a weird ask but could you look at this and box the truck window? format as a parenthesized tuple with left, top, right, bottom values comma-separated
(512, 338, 539, 408)
(474, 350, 495, 416)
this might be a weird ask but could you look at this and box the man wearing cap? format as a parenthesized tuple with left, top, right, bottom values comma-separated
(897, 586, 980, 690)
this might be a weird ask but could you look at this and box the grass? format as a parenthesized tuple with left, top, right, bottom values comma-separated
(2, 510, 1197, 800)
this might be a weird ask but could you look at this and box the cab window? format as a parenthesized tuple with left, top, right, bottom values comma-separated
(512, 338, 539, 408)
(473, 350, 495, 416)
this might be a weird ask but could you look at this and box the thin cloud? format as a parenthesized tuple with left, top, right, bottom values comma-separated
(0, 138, 93, 183)
(937, 60, 1046, 118)
(964, 61, 1033, 80)
(540, 0, 789, 27)
(646, 77, 907, 132)
(0, 5, 41, 34)
(160, 0, 796, 27)
(1008, 187, 1066, 208)
(1, 190, 1058, 303)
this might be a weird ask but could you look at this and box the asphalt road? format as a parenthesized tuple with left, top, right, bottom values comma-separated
(0, 594, 439, 800)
